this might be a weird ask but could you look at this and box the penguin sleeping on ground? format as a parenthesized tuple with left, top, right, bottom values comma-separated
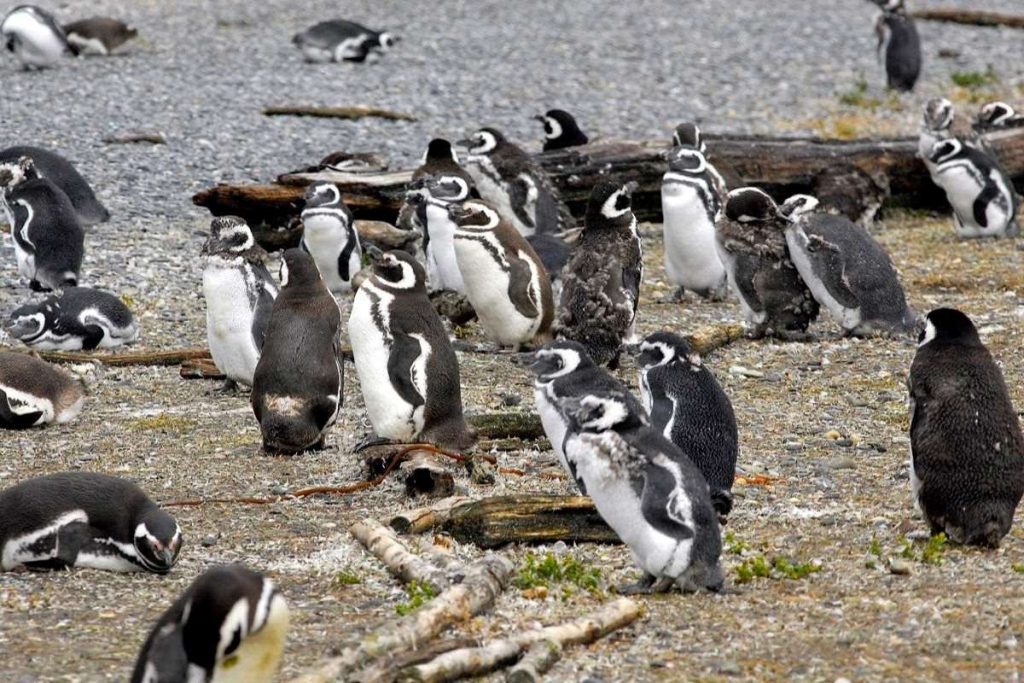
(1, 5, 72, 69)
(292, 19, 397, 63)
(0, 351, 85, 429)
(63, 17, 137, 55)
(300, 182, 362, 294)
(0, 146, 110, 225)
(535, 109, 589, 151)
(927, 138, 1020, 239)
(7, 286, 139, 350)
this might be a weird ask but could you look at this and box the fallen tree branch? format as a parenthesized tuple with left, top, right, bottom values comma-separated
(443, 495, 619, 549)
(910, 8, 1024, 29)
(179, 357, 225, 380)
(102, 132, 168, 145)
(263, 105, 418, 121)
(349, 518, 452, 591)
(13, 347, 211, 367)
(401, 450, 456, 498)
(391, 496, 475, 535)
(506, 640, 562, 683)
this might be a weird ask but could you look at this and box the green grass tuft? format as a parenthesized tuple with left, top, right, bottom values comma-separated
(951, 66, 999, 89)
(735, 555, 821, 584)
(334, 570, 361, 586)
(395, 580, 438, 615)
(514, 552, 602, 596)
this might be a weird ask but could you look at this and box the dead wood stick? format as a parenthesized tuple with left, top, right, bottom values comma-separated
(443, 495, 619, 548)
(9, 347, 212, 367)
(349, 519, 451, 591)
(685, 322, 747, 356)
(399, 597, 642, 683)
(390, 496, 475, 535)
(401, 451, 456, 498)
(351, 638, 482, 683)
(263, 105, 418, 121)
(506, 641, 562, 683)
(102, 132, 168, 145)
(179, 357, 225, 380)
(467, 413, 545, 441)
(910, 8, 1024, 29)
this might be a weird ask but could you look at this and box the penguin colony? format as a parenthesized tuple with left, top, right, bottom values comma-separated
(1, 1, 1024, 680)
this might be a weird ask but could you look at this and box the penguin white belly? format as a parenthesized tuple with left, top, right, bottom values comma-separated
(302, 216, 349, 293)
(12, 233, 35, 280)
(936, 165, 997, 236)
(203, 265, 260, 385)
(784, 228, 861, 331)
(424, 205, 465, 293)
(454, 237, 536, 346)
(466, 166, 533, 236)
(1, 510, 87, 570)
(535, 387, 569, 473)
(213, 594, 290, 683)
(299, 44, 333, 62)
(2, 14, 66, 67)
(0, 382, 54, 426)
(661, 187, 725, 291)
(66, 34, 108, 55)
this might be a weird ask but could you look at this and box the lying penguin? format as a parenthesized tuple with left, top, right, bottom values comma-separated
(0, 350, 85, 429)
(7, 286, 139, 350)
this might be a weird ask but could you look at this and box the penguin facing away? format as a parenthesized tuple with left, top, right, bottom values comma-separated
(7, 286, 139, 350)
(873, 0, 921, 92)
(535, 109, 589, 151)
(1, 5, 72, 69)
(131, 564, 289, 683)
(928, 138, 1020, 239)
(0, 146, 110, 225)
(300, 182, 362, 294)
(0, 350, 85, 429)
(62, 17, 137, 55)
(909, 308, 1024, 547)
(292, 19, 396, 63)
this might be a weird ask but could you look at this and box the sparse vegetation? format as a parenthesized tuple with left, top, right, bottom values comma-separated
(334, 569, 362, 586)
(897, 533, 947, 565)
(395, 580, 438, 615)
(724, 531, 750, 556)
(1012, 563, 1024, 574)
(514, 552, 602, 597)
(838, 78, 880, 109)
(735, 555, 821, 584)
(951, 66, 999, 89)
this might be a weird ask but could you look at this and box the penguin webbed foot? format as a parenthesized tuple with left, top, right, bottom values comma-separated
(616, 573, 672, 595)
(353, 434, 395, 453)
(212, 379, 240, 394)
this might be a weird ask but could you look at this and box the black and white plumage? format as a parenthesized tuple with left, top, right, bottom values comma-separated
(63, 17, 137, 55)
(0, 472, 181, 573)
(561, 394, 724, 594)
(634, 332, 737, 519)
(405, 175, 472, 293)
(928, 138, 1020, 238)
(779, 194, 917, 336)
(535, 109, 589, 151)
(252, 249, 342, 455)
(918, 98, 954, 174)
(291, 20, 396, 63)
(909, 308, 1024, 547)
(1, 5, 72, 69)
(397, 139, 476, 234)
(202, 216, 278, 390)
(0, 146, 109, 225)
(974, 101, 1024, 134)
(131, 565, 289, 683)
(7, 286, 138, 350)
(524, 232, 571, 302)
(670, 122, 733, 200)
(559, 180, 643, 368)
(873, 0, 921, 92)
(459, 127, 573, 237)
(715, 187, 819, 339)
(300, 182, 361, 294)
(348, 250, 476, 450)
(0, 350, 84, 429)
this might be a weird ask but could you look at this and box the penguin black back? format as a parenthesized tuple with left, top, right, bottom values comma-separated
(874, 0, 921, 92)
(0, 145, 109, 225)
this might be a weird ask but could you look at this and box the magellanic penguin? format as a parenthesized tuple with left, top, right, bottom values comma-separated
(63, 17, 137, 55)
(459, 127, 574, 237)
(0, 472, 181, 572)
(404, 175, 473, 294)
(524, 231, 571, 303)
(1, 5, 72, 69)
(661, 147, 728, 301)
(715, 187, 819, 340)
(252, 249, 343, 455)
(300, 182, 362, 294)
(449, 199, 554, 349)
(131, 564, 289, 683)
(632, 331, 737, 520)
(7, 286, 139, 350)
(909, 308, 1024, 547)
(349, 250, 476, 450)
(974, 101, 1024, 134)
(0, 146, 110, 225)
(0, 350, 84, 429)
(873, 0, 921, 92)
(527, 340, 648, 493)
(928, 138, 1020, 239)
(917, 98, 955, 176)
(535, 109, 589, 151)
(291, 19, 397, 63)
(397, 138, 476, 234)
(202, 216, 278, 391)
(779, 194, 918, 336)
(670, 122, 734, 200)
(558, 180, 643, 368)
(561, 393, 724, 594)
(1, 158, 85, 291)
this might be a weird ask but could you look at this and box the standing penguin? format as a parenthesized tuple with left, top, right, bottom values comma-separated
(918, 98, 955, 175)
(450, 200, 554, 349)
(7, 286, 139, 350)
(0, 472, 181, 573)
(404, 175, 473, 293)
(291, 19, 396, 63)
(62, 17, 137, 55)
(252, 249, 343, 455)
(0, 146, 109, 225)
(909, 308, 1024, 547)
(561, 394, 724, 594)
(715, 187, 819, 339)
(670, 122, 734, 200)
(0, 351, 84, 429)
(524, 232, 571, 303)
(349, 250, 476, 450)
(398, 139, 476, 234)
(131, 565, 289, 683)
(928, 138, 1020, 238)
(202, 216, 278, 391)
(535, 109, 589, 151)
(559, 180, 643, 368)
(300, 182, 362, 294)
(1, 5, 72, 69)
(633, 331, 737, 519)
(779, 194, 918, 336)
(873, 0, 921, 92)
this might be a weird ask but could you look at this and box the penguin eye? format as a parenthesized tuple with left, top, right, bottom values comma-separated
(554, 357, 564, 369)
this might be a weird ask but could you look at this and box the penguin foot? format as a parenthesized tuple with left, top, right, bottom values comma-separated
(353, 434, 394, 453)
(29, 279, 51, 293)
(616, 573, 673, 595)
(211, 379, 239, 394)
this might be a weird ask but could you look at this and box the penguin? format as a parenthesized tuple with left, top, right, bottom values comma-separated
(633, 331, 737, 519)
(348, 250, 476, 450)
(300, 182, 362, 294)
(560, 393, 724, 594)
(449, 199, 554, 349)
(131, 565, 289, 683)
(524, 231, 571, 303)
(909, 308, 1024, 547)
(715, 187, 819, 339)
(527, 340, 648, 493)
(291, 20, 397, 63)
(0, 472, 181, 573)
(558, 180, 643, 368)
(1, 5, 72, 69)
(1, 158, 84, 292)
(779, 194, 918, 336)
(928, 138, 1020, 239)
(201, 216, 278, 391)
(0, 146, 110, 225)
(459, 127, 574, 237)
(62, 17, 137, 55)
(873, 0, 921, 92)
(397, 139, 476, 235)
(535, 109, 589, 151)
(660, 147, 728, 301)
(0, 350, 84, 429)
(974, 101, 1024, 133)
(917, 98, 955, 174)
(670, 122, 735, 199)
(251, 249, 343, 455)
(6, 286, 139, 350)
(404, 175, 472, 293)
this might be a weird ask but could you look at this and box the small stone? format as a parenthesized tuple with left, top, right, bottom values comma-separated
(499, 393, 521, 407)
(201, 534, 218, 547)
(889, 558, 912, 575)
(729, 365, 764, 379)
(522, 586, 548, 600)
(270, 485, 288, 496)
(468, 456, 496, 485)
(717, 660, 742, 675)
(784, 441, 803, 452)
(836, 438, 854, 447)
(1000, 633, 1018, 650)
(827, 457, 855, 470)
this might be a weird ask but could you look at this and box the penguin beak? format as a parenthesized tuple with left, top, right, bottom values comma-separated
(454, 138, 474, 148)
(623, 342, 641, 357)
(533, 115, 546, 123)
(161, 548, 177, 567)
(511, 350, 536, 367)
(365, 244, 385, 262)
(5, 317, 39, 339)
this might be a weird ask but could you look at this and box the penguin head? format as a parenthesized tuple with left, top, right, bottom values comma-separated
(922, 98, 954, 132)
(204, 216, 255, 256)
(425, 175, 471, 202)
(585, 179, 638, 229)
(535, 109, 583, 143)
(6, 303, 48, 344)
(563, 394, 644, 434)
(422, 138, 460, 165)
(279, 248, 322, 290)
(458, 128, 504, 156)
(779, 194, 820, 222)
(447, 200, 500, 231)
(371, 250, 425, 292)
(665, 148, 708, 177)
(919, 308, 982, 349)
(0, 156, 36, 190)
(377, 32, 398, 51)
(725, 187, 779, 223)
(527, 340, 594, 381)
(874, 0, 904, 13)
(303, 182, 343, 210)
(976, 101, 1016, 130)
(928, 138, 964, 165)
(672, 122, 706, 153)
(634, 331, 698, 371)
(134, 507, 182, 573)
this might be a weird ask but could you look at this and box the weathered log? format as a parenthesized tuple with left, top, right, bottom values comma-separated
(686, 323, 747, 356)
(391, 497, 475, 535)
(8, 347, 212, 367)
(401, 451, 457, 499)
(442, 495, 619, 549)
(910, 8, 1024, 29)
(349, 518, 451, 591)
(102, 131, 168, 145)
(466, 413, 545, 441)
(179, 357, 225, 380)
(263, 105, 418, 121)
(355, 219, 420, 251)
(350, 638, 482, 683)
(506, 641, 562, 683)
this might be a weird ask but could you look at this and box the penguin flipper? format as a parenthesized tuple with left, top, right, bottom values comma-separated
(387, 331, 427, 410)
(803, 234, 859, 309)
(506, 255, 540, 319)
(640, 465, 696, 540)
(508, 175, 537, 230)
(731, 255, 764, 313)
(0, 387, 45, 429)
(250, 279, 277, 352)
(337, 225, 360, 282)
(972, 179, 1000, 228)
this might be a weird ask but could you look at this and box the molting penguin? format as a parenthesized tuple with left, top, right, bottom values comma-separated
(348, 250, 476, 450)
(0, 350, 84, 428)
(918, 98, 954, 176)
(928, 138, 1020, 238)
(300, 182, 361, 294)
(63, 17, 137, 55)
(0, 472, 181, 573)
(558, 180, 643, 368)
(561, 394, 724, 594)
(131, 564, 289, 683)
(1, 5, 72, 69)
(0, 146, 109, 225)
(535, 109, 589, 151)
(909, 308, 1024, 547)
(449, 199, 553, 349)
(7, 286, 139, 350)
(291, 19, 396, 63)
(405, 175, 472, 293)
(873, 0, 921, 92)
(202, 216, 278, 391)
(252, 249, 343, 455)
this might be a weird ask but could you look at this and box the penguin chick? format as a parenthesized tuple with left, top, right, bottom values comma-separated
(300, 182, 362, 294)
(535, 109, 589, 151)
(873, 0, 921, 92)
(909, 308, 1024, 547)
(0, 350, 85, 428)
(62, 17, 137, 55)
(928, 138, 1020, 239)
(292, 19, 396, 63)
(0, 145, 109, 225)
(7, 286, 139, 350)
(1, 5, 72, 69)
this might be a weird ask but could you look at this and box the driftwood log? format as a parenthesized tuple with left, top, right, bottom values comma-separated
(349, 519, 452, 591)
(262, 105, 418, 121)
(442, 495, 619, 549)
(910, 8, 1024, 29)
(8, 347, 211, 367)
(391, 497, 476, 535)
